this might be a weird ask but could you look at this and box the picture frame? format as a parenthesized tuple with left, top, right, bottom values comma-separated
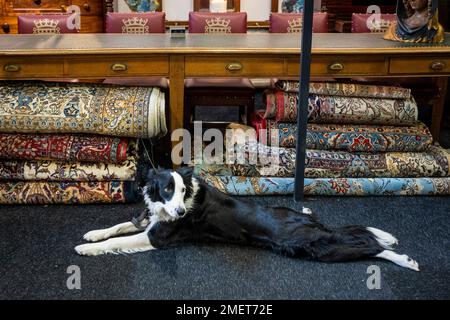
(115, 0, 163, 13)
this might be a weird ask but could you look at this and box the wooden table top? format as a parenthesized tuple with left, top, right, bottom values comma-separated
(0, 33, 449, 56)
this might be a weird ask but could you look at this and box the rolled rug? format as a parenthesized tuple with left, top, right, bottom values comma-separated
(198, 174, 450, 197)
(0, 81, 167, 138)
(195, 144, 450, 178)
(0, 157, 137, 182)
(274, 81, 411, 99)
(252, 115, 433, 152)
(0, 133, 130, 164)
(0, 181, 141, 205)
(263, 91, 418, 125)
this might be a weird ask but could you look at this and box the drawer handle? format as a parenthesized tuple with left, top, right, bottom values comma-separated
(2, 23, 10, 34)
(111, 63, 128, 72)
(430, 61, 446, 71)
(34, 0, 41, 5)
(4, 64, 21, 72)
(329, 63, 344, 71)
(226, 62, 243, 71)
(83, 3, 91, 11)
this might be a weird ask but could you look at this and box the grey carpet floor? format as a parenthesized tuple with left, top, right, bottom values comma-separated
(0, 196, 449, 300)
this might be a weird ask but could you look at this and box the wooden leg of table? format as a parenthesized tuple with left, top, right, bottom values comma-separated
(431, 77, 449, 142)
(169, 55, 185, 167)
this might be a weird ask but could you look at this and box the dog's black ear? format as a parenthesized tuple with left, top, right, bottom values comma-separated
(147, 168, 157, 179)
(145, 178, 159, 202)
(176, 166, 194, 179)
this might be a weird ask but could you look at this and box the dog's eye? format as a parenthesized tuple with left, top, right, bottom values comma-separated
(164, 184, 173, 193)
(182, 187, 186, 193)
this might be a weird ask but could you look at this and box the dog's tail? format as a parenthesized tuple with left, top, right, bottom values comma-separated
(307, 226, 419, 271)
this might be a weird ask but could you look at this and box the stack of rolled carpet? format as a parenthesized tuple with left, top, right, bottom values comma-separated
(0, 81, 167, 204)
(195, 81, 450, 196)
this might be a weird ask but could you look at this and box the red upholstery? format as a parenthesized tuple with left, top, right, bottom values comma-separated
(351, 13, 396, 33)
(188, 12, 247, 34)
(105, 12, 166, 34)
(18, 14, 79, 34)
(269, 13, 328, 33)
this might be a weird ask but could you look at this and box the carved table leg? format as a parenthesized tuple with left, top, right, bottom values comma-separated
(169, 55, 186, 167)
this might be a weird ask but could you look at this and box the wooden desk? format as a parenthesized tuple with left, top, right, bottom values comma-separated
(0, 33, 449, 141)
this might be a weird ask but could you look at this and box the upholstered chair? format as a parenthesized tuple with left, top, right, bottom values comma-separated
(269, 12, 329, 33)
(18, 14, 79, 34)
(351, 13, 396, 34)
(188, 12, 247, 34)
(105, 12, 165, 34)
(185, 12, 254, 132)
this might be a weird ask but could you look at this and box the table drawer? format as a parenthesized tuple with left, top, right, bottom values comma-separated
(66, 57, 169, 77)
(287, 57, 388, 76)
(185, 57, 285, 77)
(390, 57, 450, 74)
(0, 59, 64, 78)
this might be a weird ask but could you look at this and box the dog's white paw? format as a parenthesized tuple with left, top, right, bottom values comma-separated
(83, 229, 110, 242)
(399, 255, 420, 272)
(75, 243, 106, 256)
(302, 207, 313, 215)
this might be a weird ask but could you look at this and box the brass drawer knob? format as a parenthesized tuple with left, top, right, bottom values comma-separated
(226, 62, 243, 71)
(430, 61, 446, 71)
(111, 63, 127, 72)
(329, 62, 344, 71)
(34, 0, 41, 5)
(83, 3, 90, 11)
(1, 23, 10, 34)
(4, 64, 21, 72)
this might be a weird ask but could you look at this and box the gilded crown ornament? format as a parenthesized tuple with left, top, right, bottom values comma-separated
(122, 17, 150, 34)
(287, 18, 303, 33)
(32, 19, 60, 34)
(205, 17, 232, 34)
(368, 18, 394, 33)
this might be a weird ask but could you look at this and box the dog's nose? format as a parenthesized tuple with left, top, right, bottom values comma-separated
(176, 208, 186, 216)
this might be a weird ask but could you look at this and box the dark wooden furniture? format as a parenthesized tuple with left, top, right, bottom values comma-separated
(0, 33, 449, 142)
(0, 0, 104, 34)
(324, 0, 396, 33)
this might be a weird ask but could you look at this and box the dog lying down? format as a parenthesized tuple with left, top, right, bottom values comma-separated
(75, 167, 420, 271)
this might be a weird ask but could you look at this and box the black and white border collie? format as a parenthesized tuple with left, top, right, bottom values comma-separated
(75, 167, 420, 271)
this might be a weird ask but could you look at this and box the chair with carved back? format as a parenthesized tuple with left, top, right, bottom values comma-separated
(351, 13, 396, 34)
(269, 12, 329, 33)
(185, 12, 254, 133)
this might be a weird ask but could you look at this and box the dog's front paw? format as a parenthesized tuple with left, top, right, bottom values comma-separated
(83, 229, 110, 242)
(75, 243, 106, 256)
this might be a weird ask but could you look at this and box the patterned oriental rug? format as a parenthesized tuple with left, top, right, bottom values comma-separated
(0, 181, 140, 205)
(0, 156, 137, 182)
(0, 134, 130, 164)
(0, 81, 167, 139)
(197, 175, 450, 196)
(263, 91, 418, 125)
(195, 144, 450, 179)
(274, 81, 411, 99)
(252, 115, 433, 152)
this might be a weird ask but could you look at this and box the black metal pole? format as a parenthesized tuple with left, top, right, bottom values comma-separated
(294, 0, 314, 202)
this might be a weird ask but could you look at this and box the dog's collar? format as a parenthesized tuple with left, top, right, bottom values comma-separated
(131, 209, 151, 231)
